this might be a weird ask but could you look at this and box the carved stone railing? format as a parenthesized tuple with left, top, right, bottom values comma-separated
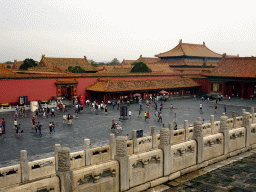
(70, 151, 86, 170)
(90, 145, 110, 165)
(28, 157, 55, 181)
(0, 164, 21, 188)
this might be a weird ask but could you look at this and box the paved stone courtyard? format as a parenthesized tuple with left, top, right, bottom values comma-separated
(0, 97, 255, 167)
(161, 152, 256, 192)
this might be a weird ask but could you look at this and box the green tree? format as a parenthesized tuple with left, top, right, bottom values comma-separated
(68, 65, 86, 73)
(19, 58, 37, 70)
(90, 61, 99, 67)
(108, 58, 120, 65)
(5, 61, 13, 64)
(131, 62, 152, 73)
(6, 65, 11, 69)
(202, 62, 207, 68)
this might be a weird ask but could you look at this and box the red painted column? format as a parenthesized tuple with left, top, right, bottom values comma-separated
(222, 82, 225, 96)
(208, 82, 211, 93)
(241, 83, 244, 99)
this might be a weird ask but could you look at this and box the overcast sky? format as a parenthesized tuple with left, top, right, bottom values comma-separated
(1, 0, 256, 63)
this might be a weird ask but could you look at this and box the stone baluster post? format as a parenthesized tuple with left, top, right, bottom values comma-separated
(232, 111, 237, 128)
(193, 121, 203, 164)
(210, 115, 215, 135)
(222, 113, 225, 116)
(115, 136, 129, 191)
(159, 128, 172, 176)
(242, 109, 246, 127)
(184, 120, 189, 141)
(110, 134, 116, 160)
(198, 117, 202, 122)
(243, 112, 251, 147)
(219, 115, 229, 155)
(151, 126, 157, 149)
(251, 107, 255, 124)
(55, 144, 61, 171)
(84, 139, 91, 166)
(56, 147, 73, 192)
(132, 130, 138, 154)
(20, 150, 29, 183)
(168, 123, 173, 144)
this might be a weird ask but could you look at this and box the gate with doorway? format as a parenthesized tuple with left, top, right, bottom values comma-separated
(56, 79, 78, 100)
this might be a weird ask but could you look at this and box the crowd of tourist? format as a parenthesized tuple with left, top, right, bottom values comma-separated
(0, 94, 232, 139)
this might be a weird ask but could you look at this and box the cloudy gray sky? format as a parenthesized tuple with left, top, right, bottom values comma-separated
(1, 0, 256, 63)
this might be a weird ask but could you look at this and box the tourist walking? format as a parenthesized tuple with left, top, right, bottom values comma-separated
(170, 104, 173, 110)
(111, 119, 115, 129)
(31, 117, 36, 128)
(0, 126, 4, 139)
(51, 122, 55, 133)
(199, 103, 203, 113)
(202, 119, 205, 124)
(51, 108, 55, 117)
(14, 109, 18, 117)
(147, 111, 150, 120)
(112, 101, 115, 109)
(105, 106, 108, 115)
(158, 112, 162, 123)
(17, 124, 22, 137)
(38, 122, 42, 137)
(14, 119, 18, 130)
(215, 104, 218, 113)
(160, 103, 163, 112)
(43, 111, 46, 118)
(228, 96, 231, 102)
(129, 110, 132, 120)
(49, 122, 52, 134)
(63, 114, 67, 123)
(224, 105, 227, 113)
(1, 118, 6, 134)
(138, 109, 141, 117)
(144, 112, 147, 120)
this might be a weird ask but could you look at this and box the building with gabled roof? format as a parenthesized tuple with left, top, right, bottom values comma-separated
(39, 54, 97, 73)
(87, 77, 199, 101)
(154, 39, 224, 70)
(156, 39, 222, 59)
(204, 56, 256, 98)
(120, 59, 136, 65)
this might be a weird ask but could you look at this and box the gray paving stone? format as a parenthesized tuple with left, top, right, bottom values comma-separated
(0, 97, 254, 167)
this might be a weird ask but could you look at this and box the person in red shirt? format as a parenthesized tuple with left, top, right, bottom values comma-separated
(31, 117, 36, 129)
(147, 111, 150, 120)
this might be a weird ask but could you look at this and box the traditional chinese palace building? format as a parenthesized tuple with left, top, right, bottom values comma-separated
(204, 56, 256, 98)
(1, 40, 254, 105)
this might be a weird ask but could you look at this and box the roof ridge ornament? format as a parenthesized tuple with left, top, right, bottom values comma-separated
(203, 42, 205, 46)
(179, 39, 182, 44)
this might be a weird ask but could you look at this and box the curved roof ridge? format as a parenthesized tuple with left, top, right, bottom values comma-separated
(179, 43, 186, 55)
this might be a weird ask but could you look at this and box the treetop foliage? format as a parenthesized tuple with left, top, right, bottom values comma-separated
(131, 62, 152, 73)
(68, 65, 86, 73)
(19, 58, 37, 70)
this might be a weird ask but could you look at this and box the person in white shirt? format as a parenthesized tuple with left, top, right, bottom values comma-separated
(51, 108, 55, 117)
(63, 114, 67, 123)
(129, 110, 132, 119)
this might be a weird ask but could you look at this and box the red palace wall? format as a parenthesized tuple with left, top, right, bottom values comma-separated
(0, 79, 57, 104)
(0, 76, 180, 104)
(193, 78, 210, 93)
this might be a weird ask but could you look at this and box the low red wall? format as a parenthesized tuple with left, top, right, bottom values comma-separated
(0, 76, 180, 104)
(0, 79, 57, 104)
(193, 78, 210, 93)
